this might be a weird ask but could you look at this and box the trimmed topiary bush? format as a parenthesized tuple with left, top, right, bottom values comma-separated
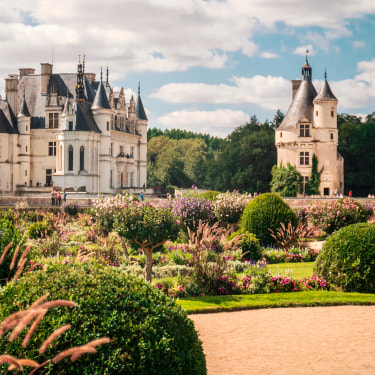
(314, 223, 375, 293)
(0, 262, 207, 374)
(197, 191, 220, 201)
(240, 193, 298, 246)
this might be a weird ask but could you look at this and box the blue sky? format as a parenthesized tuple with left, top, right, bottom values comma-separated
(1, 0, 375, 137)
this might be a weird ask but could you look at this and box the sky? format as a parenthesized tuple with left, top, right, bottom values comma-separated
(1, 0, 375, 137)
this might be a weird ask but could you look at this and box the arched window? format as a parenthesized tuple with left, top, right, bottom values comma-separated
(68, 145, 73, 171)
(80, 146, 84, 171)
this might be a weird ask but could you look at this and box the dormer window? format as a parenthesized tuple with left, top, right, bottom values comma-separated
(300, 124, 310, 137)
(48, 113, 59, 129)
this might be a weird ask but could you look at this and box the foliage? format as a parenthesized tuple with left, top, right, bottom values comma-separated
(114, 202, 180, 281)
(305, 198, 367, 234)
(262, 247, 319, 264)
(240, 193, 298, 246)
(61, 202, 81, 216)
(169, 196, 216, 232)
(305, 154, 323, 195)
(27, 221, 53, 239)
(229, 230, 262, 261)
(197, 190, 220, 201)
(0, 262, 207, 374)
(92, 194, 134, 235)
(270, 162, 302, 197)
(314, 223, 375, 293)
(213, 192, 252, 224)
(187, 221, 242, 295)
(269, 221, 316, 250)
(0, 296, 110, 374)
(0, 219, 26, 284)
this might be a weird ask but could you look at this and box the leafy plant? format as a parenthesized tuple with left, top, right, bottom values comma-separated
(27, 221, 53, 239)
(314, 223, 375, 292)
(305, 154, 323, 195)
(270, 162, 302, 197)
(229, 230, 262, 261)
(61, 202, 81, 216)
(213, 192, 252, 224)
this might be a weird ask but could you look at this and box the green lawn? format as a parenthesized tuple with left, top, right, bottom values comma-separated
(177, 291, 375, 314)
(268, 262, 314, 279)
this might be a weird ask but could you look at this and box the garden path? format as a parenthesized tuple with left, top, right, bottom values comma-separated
(190, 305, 375, 375)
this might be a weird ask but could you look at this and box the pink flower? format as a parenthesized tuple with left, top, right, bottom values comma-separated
(176, 220, 180, 225)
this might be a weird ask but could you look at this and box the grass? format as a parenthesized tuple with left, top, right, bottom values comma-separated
(177, 291, 375, 314)
(268, 262, 314, 279)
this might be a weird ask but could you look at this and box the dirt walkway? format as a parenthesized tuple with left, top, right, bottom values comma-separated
(190, 305, 375, 375)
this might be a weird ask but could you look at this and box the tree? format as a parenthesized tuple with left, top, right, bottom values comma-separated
(114, 203, 180, 281)
(270, 162, 302, 197)
(305, 154, 323, 195)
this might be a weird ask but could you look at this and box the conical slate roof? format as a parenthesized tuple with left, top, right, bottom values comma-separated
(18, 95, 30, 117)
(91, 81, 111, 110)
(74, 99, 101, 133)
(277, 79, 317, 131)
(314, 77, 337, 102)
(136, 95, 147, 120)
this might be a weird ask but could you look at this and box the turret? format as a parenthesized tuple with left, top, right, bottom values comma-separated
(313, 71, 338, 129)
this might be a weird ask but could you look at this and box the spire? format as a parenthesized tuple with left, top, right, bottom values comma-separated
(314, 71, 337, 102)
(302, 54, 312, 82)
(92, 81, 111, 110)
(18, 88, 30, 117)
(76, 56, 85, 106)
(136, 82, 147, 120)
(106, 64, 109, 86)
(100, 66, 103, 82)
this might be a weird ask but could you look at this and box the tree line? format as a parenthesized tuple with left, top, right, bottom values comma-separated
(147, 112, 375, 196)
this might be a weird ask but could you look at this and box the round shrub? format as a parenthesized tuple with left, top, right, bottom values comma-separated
(27, 221, 52, 239)
(314, 223, 375, 293)
(229, 230, 262, 261)
(240, 193, 298, 246)
(61, 202, 81, 216)
(0, 262, 206, 375)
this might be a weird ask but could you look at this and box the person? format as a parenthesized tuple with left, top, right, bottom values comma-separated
(349, 190, 352, 197)
(63, 191, 67, 202)
(57, 192, 61, 205)
(140, 192, 144, 201)
(166, 193, 171, 200)
(51, 191, 55, 206)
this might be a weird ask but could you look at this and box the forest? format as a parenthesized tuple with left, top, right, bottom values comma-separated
(147, 112, 375, 196)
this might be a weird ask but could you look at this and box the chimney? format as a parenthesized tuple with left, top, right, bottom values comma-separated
(5, 74, 19, 115)
(40, 63, 53, 95)
(292, 80, 301, 100)
(19, 68, 36, 80)
(85, 72, 96, 83)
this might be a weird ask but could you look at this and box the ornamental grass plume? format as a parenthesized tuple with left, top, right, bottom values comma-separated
(0, 295, 110, 374)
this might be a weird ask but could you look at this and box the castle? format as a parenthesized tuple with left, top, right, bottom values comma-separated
(275, 58, 344, 196)
(0, 58, 148, 194)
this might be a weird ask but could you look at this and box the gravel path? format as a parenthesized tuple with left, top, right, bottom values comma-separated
(190, 305, 375, 375)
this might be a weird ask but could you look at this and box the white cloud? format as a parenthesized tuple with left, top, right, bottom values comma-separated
(293, 45, 314, 56)
(156, 109, 250, 137)
(151, 75, 290, 110)
(353, 40, 366, 49)
(260, 51, 280, 59)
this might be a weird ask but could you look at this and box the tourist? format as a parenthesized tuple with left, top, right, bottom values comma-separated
(140, 192, 144, 201)
(58, 192, 62, 205)
(349, 190, 352, 197)
(51, 191, 55, 206)
(63, 191, 67, 202)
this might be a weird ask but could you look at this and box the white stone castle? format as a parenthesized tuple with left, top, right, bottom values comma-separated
(275, 57, 344, 196)
(0, 58, 147, 194)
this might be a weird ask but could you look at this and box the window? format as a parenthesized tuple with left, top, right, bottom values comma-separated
(129, 172, 134, 187)
(68, 121, 73, 131)
(80, 146, 84, 171)
(48, 113, 59, 129)
(300, 124, 310, 137)
(315, 111, 318, 117)
(110, 170, 113, 188)
(330, 133, 334, 140)
(304, 176, 309, 183)
(324, 187, 330, 196)
(48, 142, 56, 156)
(130, 146, 134, 158)
(280, 132, 282, 138)
(120, 145, 124, 154)
(25, 145, 28, 152)
(110, 143, 113, 156)
(300, 151, 309, 166)
(26, 126, 28, 131)
(331, 110, 334, 118)
(107, 121, 109, 131)
(25, 170, 27, 177)
(68, 145, 73, 171)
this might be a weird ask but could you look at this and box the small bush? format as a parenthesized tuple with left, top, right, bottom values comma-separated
(0, 262, 207, 374)
(61, 202, 81, 216)
(240, 193, 298, 246)
(27, 222, 53, 239)
(213, 192, 252, 224)
(314, 223, 375, 292)
(229, 230, 262, 261)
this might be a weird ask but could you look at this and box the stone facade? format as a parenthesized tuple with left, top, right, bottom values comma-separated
(0, 59, 147, 194)
(275, 58, 344, 196)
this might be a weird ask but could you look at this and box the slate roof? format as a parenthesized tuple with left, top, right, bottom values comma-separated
(74, 99, 101, 133)
(91, 81, 111, 110)
(314, 78, 337, 102)
(136, 95, 148, 120)
(0, 101, 17, 134)
(18, 94, 30, 117)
